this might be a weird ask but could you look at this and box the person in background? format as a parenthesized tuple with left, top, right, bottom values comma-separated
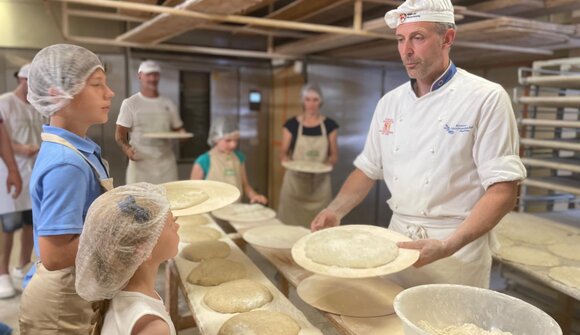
(190, 116, 267, 204)
(0, 64, 43, 299)
(76, 183, 178, 335)
(19, 44, 115, 334)
(311, 0, 526, 288)
(116, 60, 185, 185)
(278, 83, 339, 227)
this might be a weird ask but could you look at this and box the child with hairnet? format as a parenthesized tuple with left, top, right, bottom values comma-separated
(190, 116, 267, 204)
(76, 183, 179, 335)
(19, 44, 115, 334)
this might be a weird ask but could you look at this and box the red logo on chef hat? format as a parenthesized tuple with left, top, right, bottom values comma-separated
(399, 13, 407, 23)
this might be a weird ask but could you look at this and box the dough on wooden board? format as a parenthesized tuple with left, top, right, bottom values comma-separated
(218, 310, 300, 335)
(179, 226, 221, 244)
(548, 266, 580, 289)
(204, 279, 273, 313)
(499, 246, 560, 267)
(305, 229, 398, 268)
(177, 214, 209, 226)
(187, 259, 245, 286)
(181, 241, 230, 262)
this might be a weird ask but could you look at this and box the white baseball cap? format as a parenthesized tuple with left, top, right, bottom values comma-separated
(17, 63, 31, 78)
(384, 0, 455, 29)
(138, 60, 161, 74)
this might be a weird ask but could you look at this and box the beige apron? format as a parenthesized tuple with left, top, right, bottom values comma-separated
(278, 117, 332, 228)
(206, 148, 243, 193)
(19, 133, 113, 335)
(386, 213, 492, 289)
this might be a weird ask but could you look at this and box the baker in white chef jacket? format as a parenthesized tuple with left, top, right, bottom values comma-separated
(311, 0, 526, 288)
(115, 60, 185, 184)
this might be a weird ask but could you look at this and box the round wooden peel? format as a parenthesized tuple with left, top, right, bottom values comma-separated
(297, 274, 403, 317)
(292, 225, 419, 278)
(163, 180, 240, 216)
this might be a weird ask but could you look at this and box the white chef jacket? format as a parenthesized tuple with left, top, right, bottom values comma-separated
(0, 92, 44, 214)
(355, 63, 526, 220)
(116, 93, 183, 184)
(354, 63, 526, 288)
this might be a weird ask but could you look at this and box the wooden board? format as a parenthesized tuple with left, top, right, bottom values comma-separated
(521, 157, 580, 174)
(520, 75, 580, 89)
(522, 177, 580, 196)
(469, 0, 544, 15)
(520, 138, 580, 151)
(519, 96, 580, 107)
(519, 118, 580, 128)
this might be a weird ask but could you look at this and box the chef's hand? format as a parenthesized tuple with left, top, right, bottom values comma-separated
(249, 194, 268, 205)
(397, 239, 452, 268)
(310, 208, 340, 232)
(6, 169, 22, 199)
(124, 146, 141, 161)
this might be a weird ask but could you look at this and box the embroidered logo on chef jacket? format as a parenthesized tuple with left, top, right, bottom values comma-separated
(380, 118, 394, 136)
(444, 124, 473, 135)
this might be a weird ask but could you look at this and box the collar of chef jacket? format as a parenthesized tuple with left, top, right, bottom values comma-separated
(410, 61, 457, 93)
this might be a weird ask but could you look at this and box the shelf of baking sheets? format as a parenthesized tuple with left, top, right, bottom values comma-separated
(515, 59, 580, 212)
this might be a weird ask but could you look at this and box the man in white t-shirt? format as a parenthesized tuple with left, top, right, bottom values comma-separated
(311, 0, 526, 288)
(116, 60, 185, 184)
(0, 64, 44, 298)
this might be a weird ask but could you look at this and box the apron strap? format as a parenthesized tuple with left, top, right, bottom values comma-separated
(41, 133, 109, 179)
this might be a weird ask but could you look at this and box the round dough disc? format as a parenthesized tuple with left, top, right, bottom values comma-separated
(547, 243, 580, 261)
(297, 275, 403, 317)
(212, 203, 277, 222)
(218, 310, 301, 335)
(203, 279, 273, 313)
(170, 190, 209, 210)
(305, 229, 398, 268)
(496, 215, 566, 245)
(499, 246, 560, 267)
(179, 226, 221, 244)
(181, 241, 230, 262)
(177, 214, 210, 226)
(548, 266, 580, 289)
(243, 225, 310, 249)
(162, 180, 240, 216)
(187, 259, 246, 286)
(282, 160, 332, 174)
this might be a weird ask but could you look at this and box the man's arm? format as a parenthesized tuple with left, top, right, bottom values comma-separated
(311, 168, 375, 231)
(0, 122, 22, 197)
(115, 125, 139, 161)
(398, 180, 518, 267)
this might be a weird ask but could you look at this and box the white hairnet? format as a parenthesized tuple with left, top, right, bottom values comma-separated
(208, 117, 239, 146)
(301, 83, 323, 103)
(75, 183, 170, 302)
(27, 44, 104, 117)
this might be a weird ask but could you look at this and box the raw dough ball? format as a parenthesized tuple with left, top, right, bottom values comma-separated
(177, 214, 209, 226)
(305, 229, 398, 268)
(179, 226, 221, 244)
(170, 190, 209, 210)
(204, 279, 273, 313)
(181, 241, 230, 262)
(218, 310, 300, 335)
(548, 266, 580, 289)
(499, 246, 560, 267)
(187, 259, 245, 286)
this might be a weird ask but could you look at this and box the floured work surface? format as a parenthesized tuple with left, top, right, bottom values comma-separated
(172, 219, 322, 334)
(493, 212, 580, 300)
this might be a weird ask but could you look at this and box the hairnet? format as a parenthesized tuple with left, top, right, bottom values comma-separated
(75, 183, 170, 302)
(27, 44, 104, 117)
(301, 83, 323, 103)
(208, 116, 239, 146)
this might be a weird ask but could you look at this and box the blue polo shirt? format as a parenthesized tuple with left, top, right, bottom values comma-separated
(22, 125, 109, 288)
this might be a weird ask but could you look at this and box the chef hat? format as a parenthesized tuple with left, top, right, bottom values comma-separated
(138, 60, 161, 74)
(384, 0, 455, 29)
(17, 64, 31, 79)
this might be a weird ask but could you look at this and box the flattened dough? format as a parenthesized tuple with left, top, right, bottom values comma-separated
(243, 225, 310, 249)
(170, 190, 209, 210)
(499, 246, 560, 267)
(187, 259, 245, 286)
(218, 310, 300, 335)
(177, 214, 209, 226)
(496, 217, 565, 245)
(547, 243, 580, 261)
(181, 241, 230, 262)
(419, 321, 513, 335)
(204, 279, 273, 313)
(548, 266, 580, 289)
(179, 226, 221, 244)
(305, 229, 398, 268)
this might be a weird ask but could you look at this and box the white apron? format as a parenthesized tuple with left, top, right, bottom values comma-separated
(206, 148, 244, 193)
(126, 110, 177, 184)
(387, 213, 493, 289)
(20, 133, 113, 335)
(278, 117, 332, 228)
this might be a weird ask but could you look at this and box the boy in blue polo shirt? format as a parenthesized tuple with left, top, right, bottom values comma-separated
(18, 44, 115, 335)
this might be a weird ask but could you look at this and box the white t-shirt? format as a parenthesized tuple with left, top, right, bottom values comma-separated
(101, 291, 176, 335)
(354, 66, 526, 220)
